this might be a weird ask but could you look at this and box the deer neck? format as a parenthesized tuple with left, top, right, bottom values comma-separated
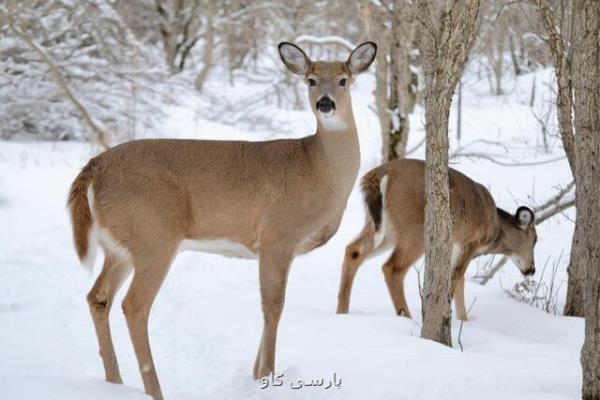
(485, 212, 516, 256)
(313, 107, 361, 185)
(315, 105, 360, 152)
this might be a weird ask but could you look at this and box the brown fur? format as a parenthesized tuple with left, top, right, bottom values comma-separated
(361, 164, 388, 230)
(68, 42, 377, 400)
(68, 158, 97, 262)
(337, 158, 537, 320)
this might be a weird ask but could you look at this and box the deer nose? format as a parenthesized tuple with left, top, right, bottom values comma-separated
(524, 266, 536, 276)
(316, 96, 335, 113)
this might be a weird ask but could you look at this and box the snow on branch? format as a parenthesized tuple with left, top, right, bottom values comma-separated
(6, 14, 110, 149)
(293, 35, 355, 51)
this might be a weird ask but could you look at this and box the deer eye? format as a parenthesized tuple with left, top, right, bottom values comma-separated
(339, 78, 347, 87)
(308, 78, 317, 87)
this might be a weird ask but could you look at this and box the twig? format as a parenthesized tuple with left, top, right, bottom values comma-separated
(294, 34, 355, 51)
(450, 152, 566, 167)
(415, 262, 424, 303)
(457, 297, 476, 352)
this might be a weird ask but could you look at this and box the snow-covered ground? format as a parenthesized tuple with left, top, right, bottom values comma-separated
(0, 67, 582, 399)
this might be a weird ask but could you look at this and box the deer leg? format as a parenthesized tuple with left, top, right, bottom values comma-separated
(453, 276, 468, 321)
(87, 254, 132, 384)
(337, 228, 376, 314)
(381, 250, 410, 318)
(451, 246, 475, 321)
(253, 246, 293, 379)
(252, 338, 264, 380)
(122, 246, 175, 400)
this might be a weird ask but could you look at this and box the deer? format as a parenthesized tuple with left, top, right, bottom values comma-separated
(67, 41, 376, 400)
(336, 158, 537, 321)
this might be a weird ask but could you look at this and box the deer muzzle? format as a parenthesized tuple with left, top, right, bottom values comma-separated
(316, 96, 335, 114)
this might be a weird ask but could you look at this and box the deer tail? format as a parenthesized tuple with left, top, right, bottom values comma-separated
(361, 164, 389, 232)
(67, 159, 97, 272)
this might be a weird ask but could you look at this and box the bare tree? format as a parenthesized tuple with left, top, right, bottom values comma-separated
(154, 0, 203, 73)
(194, 0, 216, 91)
(0, 0, 168, 144)
(5, 12, 110, 149)
(482, 0, 507, 95)
(415, 0, 480, 346)
(535, 0, 585, 317)
(361, 0, 418, 161)
(474, 1, 550, 95)
(570, 1, 600, 398)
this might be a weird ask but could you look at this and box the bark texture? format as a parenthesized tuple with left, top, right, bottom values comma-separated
(536, 0, 583, 317)
(415, 0, 480, 346)
(361, 0, 417, 161)
(565, 221, 585, 316)
(571, 1, 600, 398)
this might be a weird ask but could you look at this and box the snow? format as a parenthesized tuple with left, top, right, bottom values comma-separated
(294, 35, 356, 51)
(0, 67, 582, 399)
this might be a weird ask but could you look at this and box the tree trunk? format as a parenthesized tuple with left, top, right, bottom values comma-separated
(564, 219, 585, 316)
(386, 1, 416, 160)
(509, 33, 522, 76)
(362, 0, 416, 162)
(555, 26, 584, 316)
(493, 63, 503, 96)
(416, 0, 480, 347)
(536, 0, 582, 316)
(156, 0, 182, 73)
(536, 0, 577, 171)
(194, 1, 216, 92)
(421, 91, 453, 345)
(571, 1, 600, 399)
(387, 31, 407, 160)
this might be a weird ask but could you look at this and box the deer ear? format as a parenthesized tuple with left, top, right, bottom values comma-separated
(278, 42, 311, 75)
(347, 42, 377, 74)
(515, 206, 534, 229)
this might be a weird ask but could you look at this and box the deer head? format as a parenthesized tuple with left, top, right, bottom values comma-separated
(278, 41, 377, 132)
(508, 206, 537, 276)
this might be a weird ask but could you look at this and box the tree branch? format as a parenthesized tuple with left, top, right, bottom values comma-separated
(6, 14, 109, 149)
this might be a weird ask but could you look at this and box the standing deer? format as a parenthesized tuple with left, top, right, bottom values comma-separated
(336, 159, 537, 320)
(67, 42, 377, 399)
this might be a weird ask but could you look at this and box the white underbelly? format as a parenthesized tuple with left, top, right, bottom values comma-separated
(178, 239, 257, 259)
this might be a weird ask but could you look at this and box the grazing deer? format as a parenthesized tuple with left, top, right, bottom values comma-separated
(67, 41, 376, 399)
(336, 158, 537, 320)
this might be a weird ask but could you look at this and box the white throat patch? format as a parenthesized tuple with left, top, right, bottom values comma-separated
(319, 113, 347, 132)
